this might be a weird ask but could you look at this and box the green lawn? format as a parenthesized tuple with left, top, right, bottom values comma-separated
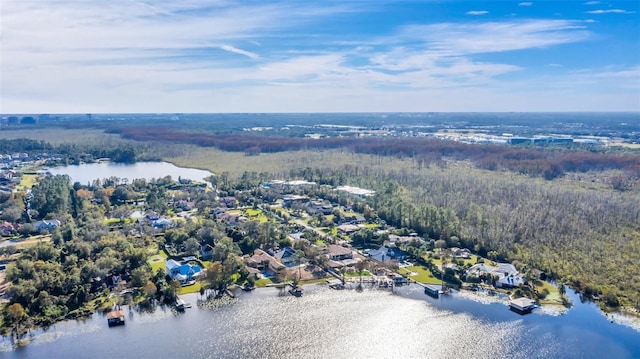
(179, 282, 202, 295)
(244, 208, 269, 223)
(398, 265, 442, 284)
(535, 280, 561, 302)
(343, 270, 372, 278)
(255, 278, 273, 287)
(148, 254, 166, 274)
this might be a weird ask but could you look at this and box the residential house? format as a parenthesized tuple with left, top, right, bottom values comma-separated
(152, 218, 173, 229)
(166, 259, 203, 285)
(174, 200, 194, 211)
(282, 195, 310, 208)
(465, 262, 526, 288)
(275, 247, 297, 267)
(340, 215, 366, 225)
(449, 247, 472, 259)
(326, 244, 356, 268)
(34, 219, 61, 232)
(145, 211, 160, 221)
(369, 246, 406, 264)
(0, 222, 15, 236)
(388, 234, 424, 247)
(307, 202, 334, 215)
(199, 244, 214, 260)
(244, 249, 285, 276)
(337, 224, 360, 234)
(216, 212, 246, 225)
(220, 196, 237, 208)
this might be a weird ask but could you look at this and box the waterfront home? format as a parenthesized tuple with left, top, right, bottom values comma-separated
(466, 263, 526, 288)
(325, 244, 356, 268)
(275, 247, 297, 267)
(369, 246, 406, 264)
(243, 249, 285, 277)
(166, 259, 203, 285)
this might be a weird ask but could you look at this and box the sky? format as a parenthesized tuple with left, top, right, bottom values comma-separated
(1, 0, 639, 113)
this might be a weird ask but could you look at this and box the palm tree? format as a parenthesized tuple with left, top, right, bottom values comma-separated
(355, 259, 367, 285)
(292, 250, 306, 285)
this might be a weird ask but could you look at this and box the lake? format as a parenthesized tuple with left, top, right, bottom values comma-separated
(1, 284, 638, 358)
(46, 162, 213, 185)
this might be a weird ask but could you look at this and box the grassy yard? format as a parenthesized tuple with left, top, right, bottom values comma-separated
(343, 270, 372, 278)
(14, 173, 40, 193)
(179, 282, 202, 295)
(255, 278, 273, 287)
(244, 208, 269, 223)
(398, 265, 442, 284)
(535, 280, 561, 302)
(148, 254, 166, 274)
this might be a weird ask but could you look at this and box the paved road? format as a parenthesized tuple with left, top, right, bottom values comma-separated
(293, 219, 331, 240)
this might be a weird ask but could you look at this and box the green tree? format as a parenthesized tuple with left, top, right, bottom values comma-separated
(6, 303, 27, 338)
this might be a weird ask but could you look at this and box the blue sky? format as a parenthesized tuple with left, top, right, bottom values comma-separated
(1, 0, 639, 113)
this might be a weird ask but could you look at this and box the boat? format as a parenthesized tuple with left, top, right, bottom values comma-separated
(107, 310, 125, 327)
(175, 298, 186, 311)
(327, 279, 345, 289)
(424, 284, 441, 298)
(288, 286, 303, 297)
(509, 297, 536, 314)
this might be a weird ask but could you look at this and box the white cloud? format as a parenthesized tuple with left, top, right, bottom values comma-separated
(586, 9, 635, 14)
(397, 20, 591, 56)
(466, 10, 489, 16)
(218, 45, 261, 60)
(519, 2, 533, 6)
(0, 1, 635, 112)
(584, 1, 600, 5)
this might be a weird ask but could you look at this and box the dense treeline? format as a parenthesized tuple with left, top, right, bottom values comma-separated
(0, 138, 152, 163)
(112, 127, 640, 180)
(283, 164, 640, 308)
(0, 139, 53, 153)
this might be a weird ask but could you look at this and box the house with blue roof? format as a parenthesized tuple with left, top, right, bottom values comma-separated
(166, 259, 203, 285)
(153, 218, 173, 229)
(275, 247, 297, 267)
(369, 246, 406, 264)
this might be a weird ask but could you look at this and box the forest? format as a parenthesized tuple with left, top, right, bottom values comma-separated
(110, 127, 640, 181)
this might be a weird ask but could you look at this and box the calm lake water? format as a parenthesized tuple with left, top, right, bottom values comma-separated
(1, 284, 638, 359)
(46, 162, 213, 185)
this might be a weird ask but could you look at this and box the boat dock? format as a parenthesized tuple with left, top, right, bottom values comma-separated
(509, 297, 536, 314)
(107, 310, 125, 326)
(423, 284, 442, 298)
